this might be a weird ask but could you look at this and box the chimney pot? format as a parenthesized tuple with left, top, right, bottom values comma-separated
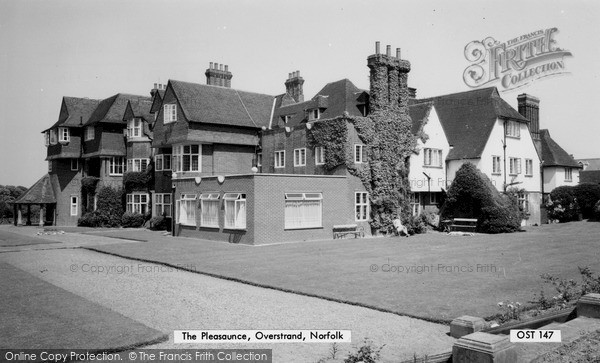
(219, 64, 223, 71)
(214, 62, 218, 70)
(288, 73, 292, 79)
(386, 45, 391, 56)
(375, 41, 380, 54)
(225, 65, 228, 72)
(154, 83, 157, 89)
(209, 62, 213, 69)
(396, 48, 401, 58)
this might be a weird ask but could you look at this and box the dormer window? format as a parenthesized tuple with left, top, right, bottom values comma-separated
(164, 104, 177, 123)
(85, 126, 95, 141)
(58, 127, 70, 143)
(308, 109, 320, 121)
(49, 129, 57, 145)
(127, 118, 142, 138)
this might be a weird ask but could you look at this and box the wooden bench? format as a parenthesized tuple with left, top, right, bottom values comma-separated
(450, 218, 478, 232)
(333, 224, 365, 239)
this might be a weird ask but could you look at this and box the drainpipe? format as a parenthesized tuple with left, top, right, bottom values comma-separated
(503, 119, 507, 192)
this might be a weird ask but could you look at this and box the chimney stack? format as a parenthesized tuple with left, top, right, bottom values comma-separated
(284, 70, 304, 103)
(517, 93, 540, 140)
(205, 62, 233, 88)
(367, 41, 411, 112)
(408, 87, 417, 99)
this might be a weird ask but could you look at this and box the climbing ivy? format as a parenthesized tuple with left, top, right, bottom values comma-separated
(306, 117, 349, 171)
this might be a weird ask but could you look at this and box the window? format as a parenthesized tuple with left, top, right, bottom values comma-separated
(315, 146, 325, 165)
(224, 193, 246, 229)
(308, 109, 320, 121)
(281, 115, 291, 124)
(505, 120, 521, 138)
(410, 193, 421, 216)
(173, 145, 200, 172)
(294, 148, 306, 167)
(565, 167, 573, 181)
(58, 127, 70, 143)
(70, 196, 78, 216)
(518, 192, 530, 214)
(127, 118, 142, 138)
(85, 127, 94, 141)
(275, 150, 285, 168)
(200, 193, 220, 228)
(525, 159, 533, 176)
(429, 192, 438, 205)
(509, 157, 521, 175)
(492, 156, 502, 174)
(154, 194, 172, 217)
(355, 192, 369, 221)
(44, 131, 49, 147)
(257, 153, 262, 167)
(126, 193, 149, 214)
(424, 148, 442, 167)
(177, 194, 196, 226)
(284, 192, 322, 229)
(48, 161, 53, 173)
(354, 144, 366, 164)
(109, 157, 126, 175)
(70, 159, 78, 171)
(127, 158, 149, 172)
(155, 154, 171, 171)
(50, 129, 57, 145)
(164, 104, 177, 123)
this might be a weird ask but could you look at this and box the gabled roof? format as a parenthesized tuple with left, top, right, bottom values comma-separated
(272, 79, 367, 128)
(150, 90, 165, 114)
(85, 93, 148, 126)
(576, 158, 600, 171)
(414, 87, 528, 160)
(169, 80, 274, 129)
(13, 174, 56, 205)
(45, 97, 100, 131)
(123, 97, 153, 122)
(539, 129, 581, 168)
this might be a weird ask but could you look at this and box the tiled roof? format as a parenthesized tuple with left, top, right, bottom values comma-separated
(123, 97, 153, 122)
(169, 80, 274, 129)
(14, 174, 56, 204)
(576, 158, 600, 171)
(85, 93, 148, 126)
(580, 170, 600, 184)
(150, 90, 165, 114)
(273, 79, 367, 128)
(539, 129, 581, 168)
(45, 97, 100, 131)
(414, 87, 528, 160)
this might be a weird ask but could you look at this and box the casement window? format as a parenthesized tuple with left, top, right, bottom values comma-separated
(48, 161, 53, 173)
(308, 109, 320, 121)
(274, 150, 285, 168)
(224, 193, 247, 229)
(284, 192, 322, 229)
(199, 193, 220, 228)
(257, 153, 262, 167)
(70, 159, 79, 171)
(509, 157, 521, 175)
(525, 159, 533, 176)
(44, 131, 49, 147)
(505, 120, 521, 138)
(354, 144, 366, 164)
(164, 104, 177, 123)
(126, 193, 149, 214)
(315, 146, 325, 165)
(565, 167, 573, 181)
(58, 127, 70, 143)
(70, 196, 78, 216)
(492, 156, 502, 174)
(127, 158, 149, 172)
(154, 154, 172, 171)
(85, 127, 95, 141)
(294, 148, 306, 167)
(154, 193, 172, 217)
(410, 193, 421, 217)
(173, 145, 201, 172)
(127, 118, 142, 138)
(109, 156, 126, 176)
(518, 192, 530, 214)
(50, 129, 57, 145)
(424, 148, 442, 167)
(355, 192, 369, 221)
(177, 194, 197, 226)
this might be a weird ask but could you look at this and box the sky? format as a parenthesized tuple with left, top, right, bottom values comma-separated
(1, 0, 599, 187)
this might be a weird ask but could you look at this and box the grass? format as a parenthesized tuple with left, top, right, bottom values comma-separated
(85, 221, 600, 323)
(0, 230, 59, 247)
(0, 261, 167, 349)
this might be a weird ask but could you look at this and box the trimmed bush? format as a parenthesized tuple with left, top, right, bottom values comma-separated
(573, 183, 600, 219)
(546, 186, 579, 222)
(441, 163, 521, 233)
(594, 200, 600, 221)
(149, 216, 169, 231)
(121, 212, 145, 228)
(405, 214, 428, 235)
(78, 186, 123, 227)
(123, 172, 151, 193)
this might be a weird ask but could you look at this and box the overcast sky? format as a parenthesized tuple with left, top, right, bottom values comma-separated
(1, 0, 598, 187)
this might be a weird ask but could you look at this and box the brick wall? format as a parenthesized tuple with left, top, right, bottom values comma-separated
(49, 158, 82, 226)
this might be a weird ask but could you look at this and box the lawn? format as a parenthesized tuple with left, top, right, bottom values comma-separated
(0, 230, 60, 247)
(85, 221, 600, 323)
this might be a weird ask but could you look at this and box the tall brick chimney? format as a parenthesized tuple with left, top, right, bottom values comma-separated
(367, 41, 411, 113)
(205, 62, 233, 87)
(284, 71, 304, 103)
(517, 93, 540, 140)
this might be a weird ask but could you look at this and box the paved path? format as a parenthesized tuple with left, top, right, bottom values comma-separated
(0, 226, 456, 362)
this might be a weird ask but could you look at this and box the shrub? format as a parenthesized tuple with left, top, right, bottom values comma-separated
(123, 171, 151, 193)
(405, 214, 428, 235)
(546, 186, 579, 222)
(149, 216, 169, 231)
(78, 186, 123, 227)
(441, 163, 521, 233)
(594, 200, 600, 221)
(81, 176, 100, 195)
(496, 300, 522, 323)
(121, 212, 145, 228)
(573, 183, 600, 219)
(77, 210, 113, 227)
(344, 338, 384, 363)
